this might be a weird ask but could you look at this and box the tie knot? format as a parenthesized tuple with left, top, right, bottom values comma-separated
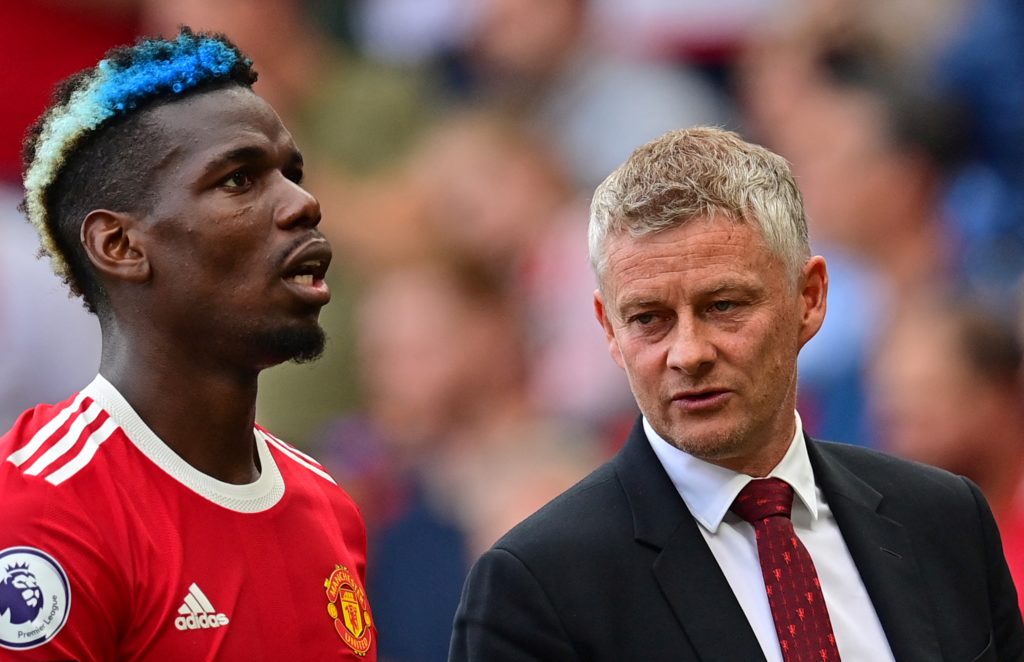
(730, 478, 794, 523)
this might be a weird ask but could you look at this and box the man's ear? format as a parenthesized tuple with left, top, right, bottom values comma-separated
(81, 209, 151, 284)
(594, 289, 626, 370)
(797, 255, 828, 348)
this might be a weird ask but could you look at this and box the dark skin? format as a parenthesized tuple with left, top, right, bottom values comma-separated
(79, 86, 331, 484)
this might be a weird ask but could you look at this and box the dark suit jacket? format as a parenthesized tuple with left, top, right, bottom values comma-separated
(450, 418, 1024, 661)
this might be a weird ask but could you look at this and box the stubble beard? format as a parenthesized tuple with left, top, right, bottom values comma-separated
(662, 418, 756, 464)
(657, 390, 796, 473)
(260, 324, 327, 365)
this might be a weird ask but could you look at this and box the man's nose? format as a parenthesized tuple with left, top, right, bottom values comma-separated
(666, 318, 717, 375)
(275, 176, 321, 230)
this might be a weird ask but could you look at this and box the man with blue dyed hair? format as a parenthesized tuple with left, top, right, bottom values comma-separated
(0, 28, 377, 659)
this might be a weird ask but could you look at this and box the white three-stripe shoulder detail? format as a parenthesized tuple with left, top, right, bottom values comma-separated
(45, 417, 120, 485)
(6, 392, 89, 467)
(259, 431, 337, 485)
(25, 401, 104, 476)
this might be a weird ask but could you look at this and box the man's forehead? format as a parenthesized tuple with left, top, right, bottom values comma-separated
(605, 220, 766, 267)
(146, 87, 296, 165)
(148, 86, 281, 138)
(602, 223, 783, 300)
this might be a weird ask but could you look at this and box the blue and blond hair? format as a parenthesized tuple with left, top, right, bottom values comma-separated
(21, 27, 256, 313)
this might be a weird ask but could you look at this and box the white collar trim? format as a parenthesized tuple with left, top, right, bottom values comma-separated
(82, 374, 285, 513)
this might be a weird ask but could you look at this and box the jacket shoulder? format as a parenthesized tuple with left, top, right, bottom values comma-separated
(810, 438, 985, 520)
(491, 460, 628, 558)
(813, 439, 966, 488)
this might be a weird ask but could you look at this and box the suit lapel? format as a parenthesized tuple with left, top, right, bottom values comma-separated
(807, 437, 942, 662)
(614, 420, 766, 661)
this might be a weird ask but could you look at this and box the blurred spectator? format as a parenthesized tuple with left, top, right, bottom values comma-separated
(869, 295, 1024, 608)
(934, 0, 1024, 307)
(789, 51, 966, 295)
(404, 110, 636, 437)
(448, 0, 729, 191)
(316, 257, 602, 662)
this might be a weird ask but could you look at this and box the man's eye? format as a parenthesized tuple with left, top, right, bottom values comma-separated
(632, 313, 657, 326)
(224, 170, 253, 189)
(710, 301, 734, 312)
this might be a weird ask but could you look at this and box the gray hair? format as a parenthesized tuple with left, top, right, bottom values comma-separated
(588, 126, 810, 285)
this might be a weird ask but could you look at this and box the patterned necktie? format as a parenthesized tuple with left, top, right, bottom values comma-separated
(730, 478, 841, 662)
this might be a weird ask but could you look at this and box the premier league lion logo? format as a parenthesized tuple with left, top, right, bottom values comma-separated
(0, 564, 43, 625)
(0, 547, 71, 651)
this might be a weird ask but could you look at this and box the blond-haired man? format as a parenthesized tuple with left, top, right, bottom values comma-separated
(450, 128, 1023, 661)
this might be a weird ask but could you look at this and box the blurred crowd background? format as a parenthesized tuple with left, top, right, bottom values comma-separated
(3, 0, 1024, 659)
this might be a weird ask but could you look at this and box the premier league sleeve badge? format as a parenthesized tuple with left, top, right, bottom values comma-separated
(0, 547, 71, 651)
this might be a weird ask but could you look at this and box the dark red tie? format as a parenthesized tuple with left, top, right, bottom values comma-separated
(730, 478, 841, 662)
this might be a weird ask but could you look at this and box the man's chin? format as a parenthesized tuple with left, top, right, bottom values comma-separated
(660, 422, 748, 461)
(260, 324, 327, 365)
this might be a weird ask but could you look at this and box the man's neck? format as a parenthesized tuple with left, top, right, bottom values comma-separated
(99, 347, 262, 485)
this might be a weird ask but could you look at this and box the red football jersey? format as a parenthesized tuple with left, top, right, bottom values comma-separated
(0, 376, 376, 660)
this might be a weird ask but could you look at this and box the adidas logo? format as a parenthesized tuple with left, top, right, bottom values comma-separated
(173, 583, 230, 631)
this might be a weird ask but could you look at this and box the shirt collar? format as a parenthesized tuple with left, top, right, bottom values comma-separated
(644, 411, 818, 533)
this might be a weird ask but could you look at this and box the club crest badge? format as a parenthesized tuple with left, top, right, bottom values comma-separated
(0, 547, 71, 650)
(324, 564, 373, 656)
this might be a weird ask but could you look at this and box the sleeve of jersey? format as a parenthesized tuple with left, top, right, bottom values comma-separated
(349, 499, 370, 586)
(0, 459, 127, 660)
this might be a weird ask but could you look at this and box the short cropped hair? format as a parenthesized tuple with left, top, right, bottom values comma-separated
(21, 27, 257, 314)
(588, 127, 810, 285)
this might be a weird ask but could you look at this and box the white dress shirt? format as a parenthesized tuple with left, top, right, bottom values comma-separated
(645, 413, 895, 662)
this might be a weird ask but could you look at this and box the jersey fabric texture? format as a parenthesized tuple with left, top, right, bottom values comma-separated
(0, 375, 376, 660)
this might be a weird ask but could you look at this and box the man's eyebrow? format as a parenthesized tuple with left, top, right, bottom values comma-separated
(201, 145, 304, 175)
(616, 281, 763, 311)
(705, 281, 761, 297)
(617, 297, 663, 314)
